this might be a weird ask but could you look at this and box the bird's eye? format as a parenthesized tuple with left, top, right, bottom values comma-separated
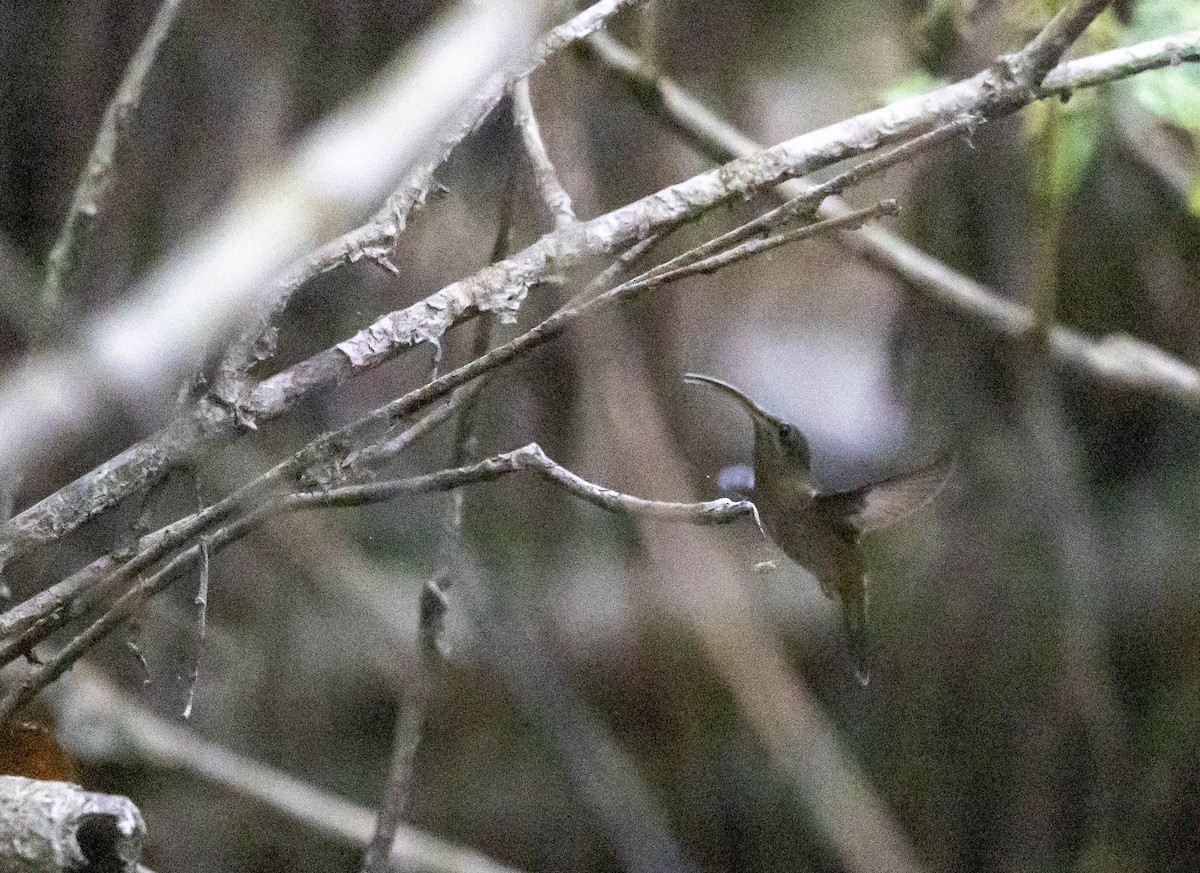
(778, 425, 811, 464)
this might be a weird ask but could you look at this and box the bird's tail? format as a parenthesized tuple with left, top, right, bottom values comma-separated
(841, 573, 871, 687)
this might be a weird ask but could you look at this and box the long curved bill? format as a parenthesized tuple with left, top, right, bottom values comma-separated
(682, 373, 782, 428)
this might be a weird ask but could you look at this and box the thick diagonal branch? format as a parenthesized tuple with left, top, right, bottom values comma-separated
(2, 26, 1196, 590)
(214, 0, 639, 400)
(582, 31, 1200, 408)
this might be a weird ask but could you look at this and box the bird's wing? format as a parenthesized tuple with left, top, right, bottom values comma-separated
(814, 458, 953, 532)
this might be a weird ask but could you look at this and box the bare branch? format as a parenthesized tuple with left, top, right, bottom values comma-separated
(215, 0, 641, 400)
(0, 170, 875, 593)
(0, 454, 297, 657)
(40, 0, 185, 327)
(647, 199, 901, 282)
(3, 24, 1197, 596)
(301, 443, 754, 522)
(0, 443, 755, 723)
(56, 672, 527, 873)
(1008, 0, 1112, 88)
(582, 31, 1200, 408)
(513, 77, 578, 229)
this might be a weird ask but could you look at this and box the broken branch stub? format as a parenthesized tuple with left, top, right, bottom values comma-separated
(0, 775, 145, 873)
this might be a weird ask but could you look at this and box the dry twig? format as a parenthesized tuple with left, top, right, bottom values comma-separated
(0, 442, 755, 725)
(2, 22, 1194, 583)
(40, 0, 185, 327)
(582, 29, 1200, 407)
(513, 77, 578, 229)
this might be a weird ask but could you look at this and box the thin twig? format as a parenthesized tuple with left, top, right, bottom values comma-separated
(40, 0, 185, 327)
(3, 28, 1194, 580)
(513, 77, 578, 229)
(581, 30, 1200, 408)
(349, 381, 490, 472)
(180, 535, 208, 720)
(308, 445, 756, 520)
(564, 204, 701, 308)
(635, 117, 978, 284)
(639, 200, 900, 282)
(0, 178, 877, 658)
(0, 444, 756, 724)
(569, 232, 667, 305)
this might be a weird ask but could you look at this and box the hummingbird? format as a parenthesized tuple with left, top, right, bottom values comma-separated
(683, 373, 952, 685)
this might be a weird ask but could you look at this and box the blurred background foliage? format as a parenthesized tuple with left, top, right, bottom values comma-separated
(3, 0, 1200, 871)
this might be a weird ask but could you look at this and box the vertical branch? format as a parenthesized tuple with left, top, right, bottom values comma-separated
(359, 161, 516, 873)
(40, 0, 185, 327)
(180, 535, 209, 721)
(479, 602, 697, 873)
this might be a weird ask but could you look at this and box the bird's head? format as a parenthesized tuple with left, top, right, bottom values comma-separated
(683, 373, 812, 475)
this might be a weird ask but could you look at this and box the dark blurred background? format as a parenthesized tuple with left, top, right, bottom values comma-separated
(3, 0, 1200, 871)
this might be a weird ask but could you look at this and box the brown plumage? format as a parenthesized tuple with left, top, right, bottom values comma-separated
(684, 373, 952, 684)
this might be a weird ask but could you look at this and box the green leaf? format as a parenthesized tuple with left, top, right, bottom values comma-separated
(1124, 0, 1200, 129)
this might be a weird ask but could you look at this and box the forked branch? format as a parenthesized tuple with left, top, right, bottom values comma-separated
(0, 444, 756, 725)
(3, 20, 1192, 580)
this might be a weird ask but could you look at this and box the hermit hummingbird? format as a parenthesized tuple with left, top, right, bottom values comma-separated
(683, 373, 952, 685)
